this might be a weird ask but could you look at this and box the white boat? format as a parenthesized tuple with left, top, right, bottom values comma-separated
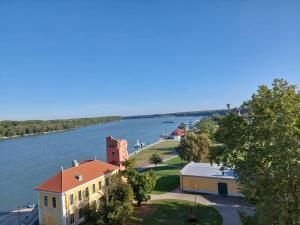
(134, 139, 141, 148)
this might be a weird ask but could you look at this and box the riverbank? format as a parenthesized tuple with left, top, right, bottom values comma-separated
(0, 120, 120, 141)
(129, 140, 180, 168)
(0, 116, 121, 141)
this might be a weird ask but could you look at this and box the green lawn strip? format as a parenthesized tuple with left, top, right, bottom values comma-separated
(163, 155, 187, 168)
(131, 140, 180, 168)
(129, 199, 222, 225)
(141, 166, 181, 194)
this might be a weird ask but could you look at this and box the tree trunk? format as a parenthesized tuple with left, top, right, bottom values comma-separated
(137, 200, 142, 207)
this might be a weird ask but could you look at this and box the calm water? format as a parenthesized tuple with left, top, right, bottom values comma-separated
(0, 117, 199, 211)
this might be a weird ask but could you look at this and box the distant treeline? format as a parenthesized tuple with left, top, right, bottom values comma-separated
(0, 116, 121, 138)
(124, 109, 228, 119)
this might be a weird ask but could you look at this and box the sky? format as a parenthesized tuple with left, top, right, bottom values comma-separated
(0, 0, 300, 120)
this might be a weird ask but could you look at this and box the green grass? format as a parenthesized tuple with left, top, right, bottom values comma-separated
(164, 155, 187, 167)
(142, 166, 181, 194)
(130, 140, 180, 167)
(128, 199, 222, 225)
(141, 156, 187, 194)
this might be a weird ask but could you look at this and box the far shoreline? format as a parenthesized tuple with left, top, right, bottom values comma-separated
(0, 121, 118, 142)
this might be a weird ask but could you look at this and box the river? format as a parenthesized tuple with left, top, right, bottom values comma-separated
(0, 116, 199, 212)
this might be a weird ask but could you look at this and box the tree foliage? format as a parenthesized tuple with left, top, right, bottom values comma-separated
(215, 79, 300, 225)
(195, 118, 218, 138)
(122, 160, 156, 207)
(83, 174, 133, 225)
(176, 132, 212, 162)
(0, 116, 121, 138)
(149, 153, 162, 166)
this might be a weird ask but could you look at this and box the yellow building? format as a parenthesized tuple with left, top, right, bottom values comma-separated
(180, 162, 242, 197)
(35, 160, 119, 225)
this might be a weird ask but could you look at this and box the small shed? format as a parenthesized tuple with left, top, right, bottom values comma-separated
(180, 162, 242, 197)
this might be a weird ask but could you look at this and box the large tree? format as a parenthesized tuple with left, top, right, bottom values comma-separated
(215, 79, 300, 225)
(122, 159, 156, 207)
(83, 174, 134, 225)
(177, 132, 212, 162)
(195, 118, 218, 139)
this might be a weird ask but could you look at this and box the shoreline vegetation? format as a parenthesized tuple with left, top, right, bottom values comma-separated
(0, 109, 225, 141)
(123, 109, 227, 119)
(0, 116, 122, 140)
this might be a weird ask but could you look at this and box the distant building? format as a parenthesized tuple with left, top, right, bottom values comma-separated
(171, 128, 185, 140)
(180, 162, 242, 197)
(35, 160, 119, 225)
(106, 136, 128, 170)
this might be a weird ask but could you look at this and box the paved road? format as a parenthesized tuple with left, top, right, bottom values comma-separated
(151, 188, 253, 225)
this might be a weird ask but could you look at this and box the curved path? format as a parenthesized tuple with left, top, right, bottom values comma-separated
(151, 188, 253, 225)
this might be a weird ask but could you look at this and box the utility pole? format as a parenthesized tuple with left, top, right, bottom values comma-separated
(18, 207, 21, 225)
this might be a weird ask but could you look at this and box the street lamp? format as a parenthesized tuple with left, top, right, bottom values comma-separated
(18, 207, 21, 225)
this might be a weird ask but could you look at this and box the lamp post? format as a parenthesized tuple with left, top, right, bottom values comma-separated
(18, 207, 21, 225)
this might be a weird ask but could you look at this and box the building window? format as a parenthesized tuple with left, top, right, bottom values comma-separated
(92, 184, 96, 193)
(79, 208, 83, 219)
(70, 194, 74, 205)
(78, 191, 82, 201)
(85, 187, 89, 197)
(44, 196, 48, 207)
(98, 181, 102, 189)
(70, 213, 74, 224)
(52, 197, 56, 208)
(105, 178, 109, 186)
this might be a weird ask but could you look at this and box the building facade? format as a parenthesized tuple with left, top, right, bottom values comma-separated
(180, 162, 242, 197)
(106, 136, 128, 170)
(35, 160, 119, 225)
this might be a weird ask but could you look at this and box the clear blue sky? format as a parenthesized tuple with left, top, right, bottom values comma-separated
(0, 0, 300, 120)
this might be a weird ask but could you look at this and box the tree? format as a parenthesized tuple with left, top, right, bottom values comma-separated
(0, 126, 5, 137)
(178, 123, 187, 130)
(213, 112, 247, 166)
(131, 171, 156, 206)
(215, 79, 300, 225)
(195, 118, 218, 139)
(83, 174, 134, 225)
(176, 132, 212, 162)
(149, 153, 162, 167)
(122, 160, 156, 207)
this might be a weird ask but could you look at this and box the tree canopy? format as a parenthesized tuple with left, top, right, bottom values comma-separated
(149, 153, 163, 167)
(0, 116, 121, 138)
(195, 118, 218, 139)
(215, 79, 300, 224)
(122, 159, 156, 207)
(83, 174, 134, 225)
(176, 132, 212, 162)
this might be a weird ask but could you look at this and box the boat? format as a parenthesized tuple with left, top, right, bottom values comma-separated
(162, 121, 175, 124)
(134, 139, 141, 148)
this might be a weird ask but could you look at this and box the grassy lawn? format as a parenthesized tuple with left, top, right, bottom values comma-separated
(141, 156, 187, 194)
(164, 155, 187, 167)
(128, 199, 222, 225)
(130, 140, 180, 168)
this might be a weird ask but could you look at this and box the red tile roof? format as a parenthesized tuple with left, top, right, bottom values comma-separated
(35, 160, 119, 193)
(171, 128, 185, 136)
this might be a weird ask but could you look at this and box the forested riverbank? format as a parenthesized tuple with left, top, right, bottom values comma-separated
(0, 116, 121, 139)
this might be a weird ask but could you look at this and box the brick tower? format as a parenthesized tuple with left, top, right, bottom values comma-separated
(106, 136, 128, 170)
